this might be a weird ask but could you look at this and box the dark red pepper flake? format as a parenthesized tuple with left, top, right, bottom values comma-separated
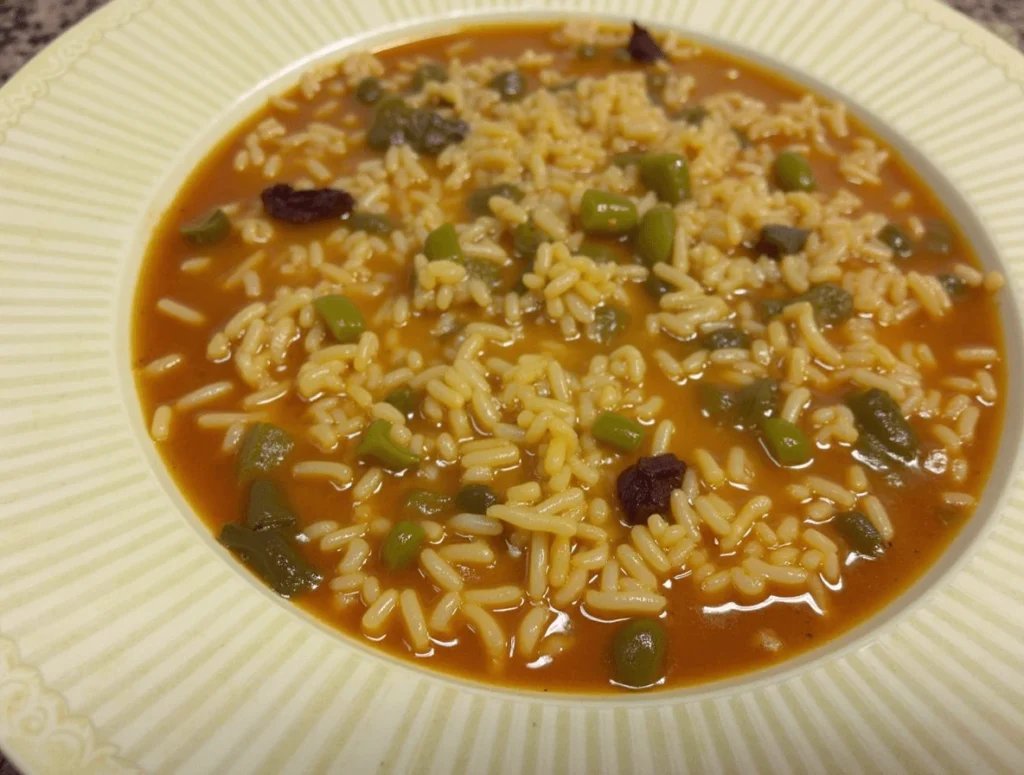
(616, 453, 686, 524)
(627, 22, 666, 63)
(260, 184, 355, 225)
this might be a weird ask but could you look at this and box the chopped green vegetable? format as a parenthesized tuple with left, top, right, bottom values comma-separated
(636, 205, 676, 267)
(380, 521, 427, 571)
(854, 430, 898, 472)
(760, 417, 812, 467)
(580, 190, 639, 234)
(411, 61, 447, 91)
(592, 412, 647, 452)
(611, 151, 644, 167)
(697, 382, 737, 424)
(846, 389, 918, 465)
(490, 70, 527, 101)
(736, 378, 778, 429)
(577, 43, 597, 60)
(591, 305, 630, 344)
(181, 208, 230, 246)
(701, 328, 750, 351)
(921, 218, 953, 255)
(237, 423, 294, 481)
(638, 153, 690, 204)
(773, 150, 816, 192)
(877, 223, 913, 259)
(792, 283, 854, 326)
(365, 96, 468, 155)
(246, 480, 297, 531)
(313, 294, 365, 343)
(404, 489, 451, 518)
(467, 183, 524, 217)
(833, 511, 885, 557)
(466, 258, 503, 289)
(674, 105, 709, 126)
(219, 523, 322, 597)
(756, 224, 810, 259)
(759, 298, 786, 321)
(347, 211, 394, 234)
(356, 419, 420, 469)
(456, 484, 499, 515)
(611, 618, 667, 689)
(938, 273, 967, 298)
(644, 273, 671, 299)
(424, 223, 463, 262)
(513, 220, 550, 260)
(355, 76, 383, 105)
(578, 241, 620, 264)
(385, 385, 418, 418)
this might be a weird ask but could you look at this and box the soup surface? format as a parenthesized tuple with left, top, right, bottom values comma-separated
(134, 22, 1006, 692)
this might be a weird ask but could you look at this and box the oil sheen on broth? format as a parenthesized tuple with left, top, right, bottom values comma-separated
(133, 23, 1005, 692)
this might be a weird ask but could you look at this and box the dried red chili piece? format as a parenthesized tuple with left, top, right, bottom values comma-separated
(616, 453, 686, 524)
(260, 184, 355, 225)
(627, 22, 666, 63)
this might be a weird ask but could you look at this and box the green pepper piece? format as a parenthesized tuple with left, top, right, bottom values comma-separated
(577, 43, 597, 60)
(355, 76, 384, 105)
(759, 298, 786, 322)
(357, 419, 420, 469)
(466, 258, 503, 289)
(348, 211, 394, 234)
(385, 385, 418, 418)
(760, 417, 812, 467)
(833, 511, 885, 557)
(846, 389, 918, 465)
(237, 423, 294, 481)
(246, 479, 297, 531)
(877, 223, 913, 259)
(756, 224, 810, 259)
(921, 218, 953, 255)
(181, 208, 230, 246)
(513, 220, 550, 260)
(697, 382, 737, 424)
(456, 484, 499, 515)
(639, 153, 690, 204)
(313, 294, 365, 343)
(611, 618, 667, 689)
(424, 223, 463, 262)
(578, 241, 620, 264)
(380, 521, 427, 571)
(580, 190, 639, 235)
(592, 412, 647, 452)
(219, 523, 322, 597)
(644, 273, 671, 299)
(467, 183, 524, 217)
(701, 328, 750, 351)
(366, 96, 411, 151)
(773, 150, 816, 192)
(490, 70, 527, 101)
(937, 273, 967, 298)
(792, 283, 853, 326)
(403, 489, 452, 518)
(674, 105, 709, 126)
(591, 305, 630, 344)
(854, 430, 897, 473)
(636, 205, 676, 267)
(735, 378, 778, 429)
(412, 61, 448, 91)
(611, 151, 645, 168)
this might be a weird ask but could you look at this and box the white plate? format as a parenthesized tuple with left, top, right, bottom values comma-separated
(2, 1, 1024, 772)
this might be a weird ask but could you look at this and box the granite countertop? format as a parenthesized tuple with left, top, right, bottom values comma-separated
(0, 1, 1023, 774)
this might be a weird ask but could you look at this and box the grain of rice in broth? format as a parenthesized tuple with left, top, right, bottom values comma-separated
(133, 21, 1006, 691)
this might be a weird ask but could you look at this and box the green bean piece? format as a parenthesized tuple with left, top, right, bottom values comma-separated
(355, 76, 383, 105)
(578, 241, 621, 264)
(577, 43, 597, 60)
(385, 385, 418, 418)
(356, 419, 421, 469)
(237, 423, 294, 481)
(636, 205, 676, 267)
(347, 211, 394, 235)
(412, 61, 447, 91)
(759, 298, 786, 321)
(513, 220, 550, 260)
(246, 480, 297, 531)
(466, 258, 503, 290)
(219, 524, 322, 597)
(773, 150, 816, 192)
(611, 151, 645, 168)
(380, 521, 427, 571)
(938, 273, 967, 298)
(735, 378, 778, 429)
(792, 283, 853, 326)
(732, 127, 752, 149)
(833, 511, 885, 558)
(639, 153, 690, 204)
(313, 294, 365, 343)
(490, 70, 527, 101)
(877, 223, 913, 259)
(404, 489, 452, 518)
(697, 382, 737, 424)
(467, 183, 524, 217)
(701, 328, 750, 351)
(456, 484, 499, 515)
(181, 208, 230, 246)
(611, 618, 667, 689)
(921, 218, 953, 255)
(756, 224, 810, 259)
(846, 388, 918, 465)
(644, 273, 671, 299)
(424, 223, 463, 262)
(591, 305, 630, 344)
(592, 412, 647, 452)
(760, 417, 812, 467)
(674, 105, 709, 126)
(580, 190, 639, 234)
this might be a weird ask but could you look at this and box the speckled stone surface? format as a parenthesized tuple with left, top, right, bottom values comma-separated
(0, 1, 1021, 774)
